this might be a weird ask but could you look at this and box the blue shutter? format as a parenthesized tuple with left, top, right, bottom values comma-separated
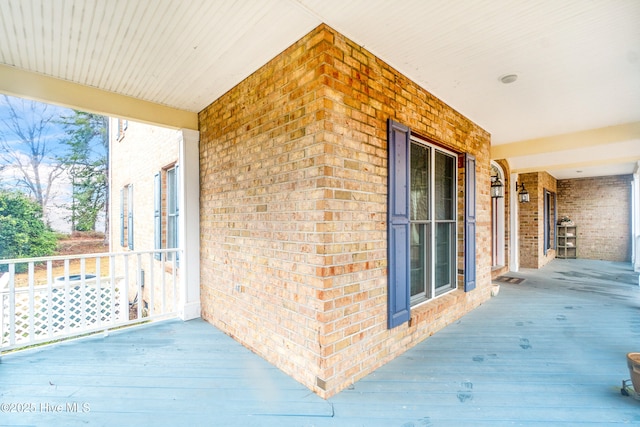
(544, 190, 550, 255)
(120, 188, 125, 247)
(128, 184, 134, 250)
(154, 172, 162, 260)
(387, 119, 411, 328)
(543, 189, 557, 254)
(552, 191, 557, 249)
(464, 154, 476, 292)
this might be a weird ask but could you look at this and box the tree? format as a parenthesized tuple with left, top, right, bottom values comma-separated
(0, 191, 57, 270)
(57, 111, 108, 233)
(0, 95, 67, 225)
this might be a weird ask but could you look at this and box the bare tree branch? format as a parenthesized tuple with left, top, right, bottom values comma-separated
(0, 95, 67, 222)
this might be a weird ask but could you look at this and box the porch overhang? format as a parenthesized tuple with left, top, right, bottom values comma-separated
(491, 122, 640, 179)
(0, 64, 198, 131)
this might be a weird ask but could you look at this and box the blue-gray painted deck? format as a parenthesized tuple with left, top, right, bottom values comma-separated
(1, 259, 639, 426)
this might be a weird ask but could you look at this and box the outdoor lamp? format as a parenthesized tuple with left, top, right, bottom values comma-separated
(516, 182, 530, 203)
(490, 176, 504, 198)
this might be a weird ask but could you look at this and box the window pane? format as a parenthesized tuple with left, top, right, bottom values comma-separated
(410, 143, 430, 221)
(407, 141, 457, 306)
(167, 168, 178, 260)
(168, 217, 177, 247)
(167, 169, 177, 214)
(435, 222, 455, 294)
(410, 223, 428, 298)
(435, 151, 455, 220)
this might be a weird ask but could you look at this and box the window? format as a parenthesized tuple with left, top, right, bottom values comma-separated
(116, 118, 128, 142)
(409, 140, 458, 304)
(544, 190, 556, 254)
(387, 119, 476, 329)
(154, 173, 162, 258)
(154, 165, 179, 261)
(120, 184, 134, 249)
(166, 167, 179, 260)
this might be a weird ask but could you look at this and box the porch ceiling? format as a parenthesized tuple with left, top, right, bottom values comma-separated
(1, 0, 639, 179)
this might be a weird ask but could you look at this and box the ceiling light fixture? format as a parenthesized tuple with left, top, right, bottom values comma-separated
(499, 74, 518, 84)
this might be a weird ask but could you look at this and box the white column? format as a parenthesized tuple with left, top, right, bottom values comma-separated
(178, 129, 201, 319)
(633, 161, 640, 273)
(509, 173, 519, 272)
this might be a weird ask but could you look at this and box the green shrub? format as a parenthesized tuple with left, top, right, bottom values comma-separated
(0, 191, 57, 271)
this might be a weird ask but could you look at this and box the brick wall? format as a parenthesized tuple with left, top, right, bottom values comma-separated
(109, 119, 181, 313)
(557, 175, 632, 261)
(519, 172, 557, 268)
(198, 24, 492, 398)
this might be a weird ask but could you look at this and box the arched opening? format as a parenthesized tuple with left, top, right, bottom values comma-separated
(491, 162, 506, 269)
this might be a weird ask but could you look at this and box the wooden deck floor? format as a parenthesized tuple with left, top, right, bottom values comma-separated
(1, 259, 639, 426)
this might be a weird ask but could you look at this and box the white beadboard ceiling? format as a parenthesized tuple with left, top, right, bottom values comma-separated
(1, 0, 639, 179)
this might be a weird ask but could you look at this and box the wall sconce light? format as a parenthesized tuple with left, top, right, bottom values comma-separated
(490, 176, 504, 198)
(516, 182, 530, 203)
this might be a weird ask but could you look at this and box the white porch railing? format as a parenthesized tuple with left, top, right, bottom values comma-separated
(0, 249, 181, 352)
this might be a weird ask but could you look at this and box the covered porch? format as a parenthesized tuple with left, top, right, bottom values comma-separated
(1, 259, 638, 426)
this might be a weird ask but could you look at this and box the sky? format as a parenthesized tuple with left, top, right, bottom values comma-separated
(0, 94, 74, 156)
(0, 95, 89, 232)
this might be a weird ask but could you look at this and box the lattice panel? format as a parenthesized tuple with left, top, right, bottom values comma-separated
(1, 285, 124, 346)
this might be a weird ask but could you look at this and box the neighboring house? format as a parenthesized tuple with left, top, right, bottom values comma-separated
(108, 118, 182, 315)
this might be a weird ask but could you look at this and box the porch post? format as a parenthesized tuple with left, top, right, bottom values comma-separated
(509, 173, 520, 272)
(178, 129, 201, 319)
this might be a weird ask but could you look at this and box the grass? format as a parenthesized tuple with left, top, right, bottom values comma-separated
(9, 233, 108, 288)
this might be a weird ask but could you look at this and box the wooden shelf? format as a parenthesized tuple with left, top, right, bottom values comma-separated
(557, 225, 577, 259)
